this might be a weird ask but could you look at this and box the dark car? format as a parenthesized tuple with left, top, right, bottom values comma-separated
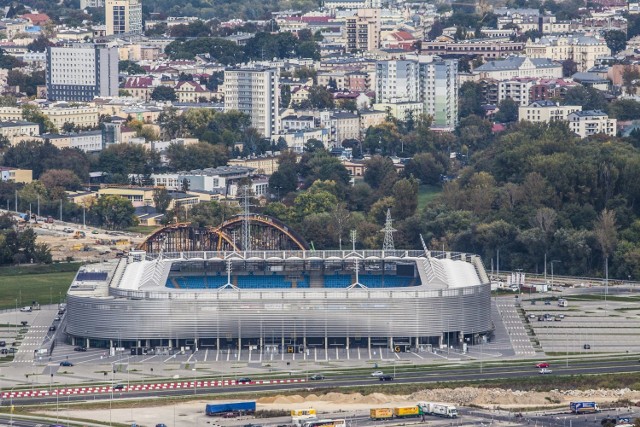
(0, 349, 8, 354)
(379, 375, 394, 381)
(59, 361, 73, 367)
(74, 347, 87, 352)
(0, 340, 5, 347)
(113, 384, 124, 390)
(156, 424, 168, 427)
(49, 325, 56, 331)
(309, 374, 325, 380)
(237, 377, 252, 384)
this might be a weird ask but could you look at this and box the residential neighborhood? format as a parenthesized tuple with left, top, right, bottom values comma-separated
(0, 0, 639, 274)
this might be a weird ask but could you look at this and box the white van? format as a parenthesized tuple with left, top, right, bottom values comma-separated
(19, 306, 32, 312)
(558, 298, 568, 307)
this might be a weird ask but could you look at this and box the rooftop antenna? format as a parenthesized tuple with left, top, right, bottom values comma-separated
(381, 208, 396, 251)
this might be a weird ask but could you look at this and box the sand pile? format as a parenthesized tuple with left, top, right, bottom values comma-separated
(257, 387, 640, 411)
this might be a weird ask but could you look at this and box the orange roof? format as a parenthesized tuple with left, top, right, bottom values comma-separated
(20, 13, 50, 25)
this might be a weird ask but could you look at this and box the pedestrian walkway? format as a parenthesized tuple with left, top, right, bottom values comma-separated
(494, 297, 537, 357)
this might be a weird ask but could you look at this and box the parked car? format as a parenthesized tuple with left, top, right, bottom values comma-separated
(20, 306, 32, 312)
(0, 340, 5, 347)
(74, 346, 87, 352)
(309, 374, 325, 380)
(0, 349, 8, 354)
(535, 362, 550, 368)
(54, 316, 61, 321)
(59, 361, 73, 367)
(379, 375, 394, 381)
(371, 371, 384, 377)
(544, 300, 551, 305)
(584, 344, 591, 350)
(49, 325, 56, 331)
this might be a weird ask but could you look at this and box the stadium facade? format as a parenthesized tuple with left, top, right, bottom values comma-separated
(65, 248, 492, 352)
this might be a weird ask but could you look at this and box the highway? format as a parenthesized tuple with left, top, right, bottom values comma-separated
(4, 357, 640, 406)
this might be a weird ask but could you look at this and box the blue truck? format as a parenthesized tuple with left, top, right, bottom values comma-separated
(206, 401, 256, 417)
(569, 402, 599, 414)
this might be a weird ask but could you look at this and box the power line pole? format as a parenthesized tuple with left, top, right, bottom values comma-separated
(380, 208, 396, 251)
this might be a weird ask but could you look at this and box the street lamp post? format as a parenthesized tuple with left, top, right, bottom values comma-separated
(551, 260, 561, 292)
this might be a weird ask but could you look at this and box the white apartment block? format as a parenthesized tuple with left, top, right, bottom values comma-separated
(375, 57, 458, 129)
(46, 44, 119, 102)
(324, 0, 381, 9)
(525, 35, 610, 73)
(151, 166, 255, 194)
(420, 58, 458, 129)
(376, 60, 420, 103)
(519, 100, 582, 123)
(105, 0, 143, 35)
(224, 67, 280, 138)
(45, 131, 103, 152)
(568, 110, 617, 138)
(498, 79, 535, 106)
(473, 56, 562, 80)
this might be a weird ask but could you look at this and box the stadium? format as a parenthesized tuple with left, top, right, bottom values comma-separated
(64, 214, 492, 353)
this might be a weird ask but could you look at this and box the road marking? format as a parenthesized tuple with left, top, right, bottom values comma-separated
(204, 349, 208, 362)
(226, 349, 230, 362)
(410, 351, 424, 360)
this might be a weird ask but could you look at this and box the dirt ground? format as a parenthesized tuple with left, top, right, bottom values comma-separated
(32, 224, 146, 262)
(41, 387, 640, 426)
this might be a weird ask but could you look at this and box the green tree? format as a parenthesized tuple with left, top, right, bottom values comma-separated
(363, 155, 398, 194)
(391, 178, 419, 219)
(402, 152, 445, 185)
(151, 86, 177, 101)
(562, 59, 578, 77)
(21, 105, 56, 133)
(165, 142, 228, 171)
(186, 200, 240, 227)
(91, 195, 138, 229)
(607, 99, 640, 120)
(26, 35, 53, 52)
(458, 81, 485, 118)
(494, 98, 519, 123)
(622, 65, 640, 96)
(307, 85, 335, 109)
(119, 60, 145, 75)
(563, 86, 607, 111)
(603, 30, 626, 54)
(293, 189, 338, 219)
(153, 188, 172, 213)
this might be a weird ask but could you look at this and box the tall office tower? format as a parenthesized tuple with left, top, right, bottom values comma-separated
(375, 60, 420, 103)
(105, 0, 142, 36)
(419, 58, 459, 130)
(46, 44, 119, 101)
(224, 67, 280, 139)
(345, 8, 381, 53)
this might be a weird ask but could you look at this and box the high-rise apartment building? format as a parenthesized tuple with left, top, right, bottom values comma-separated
(224, 68, 280, 139)
(419, 58, 458, 130)
(105, 0, 142, 36)
(345, 8, 381, 53)
(375, 57, 459, 129)
(376, 60, 420, 103)
(46, 44, 119, 102)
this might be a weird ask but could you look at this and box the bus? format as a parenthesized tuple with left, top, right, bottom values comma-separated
(303, 419, 346, 427)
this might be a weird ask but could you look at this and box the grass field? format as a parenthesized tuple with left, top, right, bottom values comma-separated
(417, 184, 442, 210)
(0, 263, 81, 309)
(124, 225, 161, 235)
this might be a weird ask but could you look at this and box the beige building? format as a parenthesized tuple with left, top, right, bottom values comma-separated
(525, 35, 610, 73)
(98, 186, 155, 207)
(0, 107, 23, 121)
(174, 80, 215, 103)
(519, 100, 582, 123)
(0, 166, 32, 184)
(105, 0, 142, 36)
(359, 110, 387, 134)
(228, 156, 281, 176)
(568, 110, 616, 138)
(332, 112, 360, 144)
(44, 105, 100, 129)
(0, 121, 39, 139)
(372, 101, 422, 122)
(345, 8, 381, 53)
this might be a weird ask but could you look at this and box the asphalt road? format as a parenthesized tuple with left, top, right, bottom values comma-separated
(5, 358, 640, 406)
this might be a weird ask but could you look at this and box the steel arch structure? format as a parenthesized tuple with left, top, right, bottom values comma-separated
(138, 215, 309, 253)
